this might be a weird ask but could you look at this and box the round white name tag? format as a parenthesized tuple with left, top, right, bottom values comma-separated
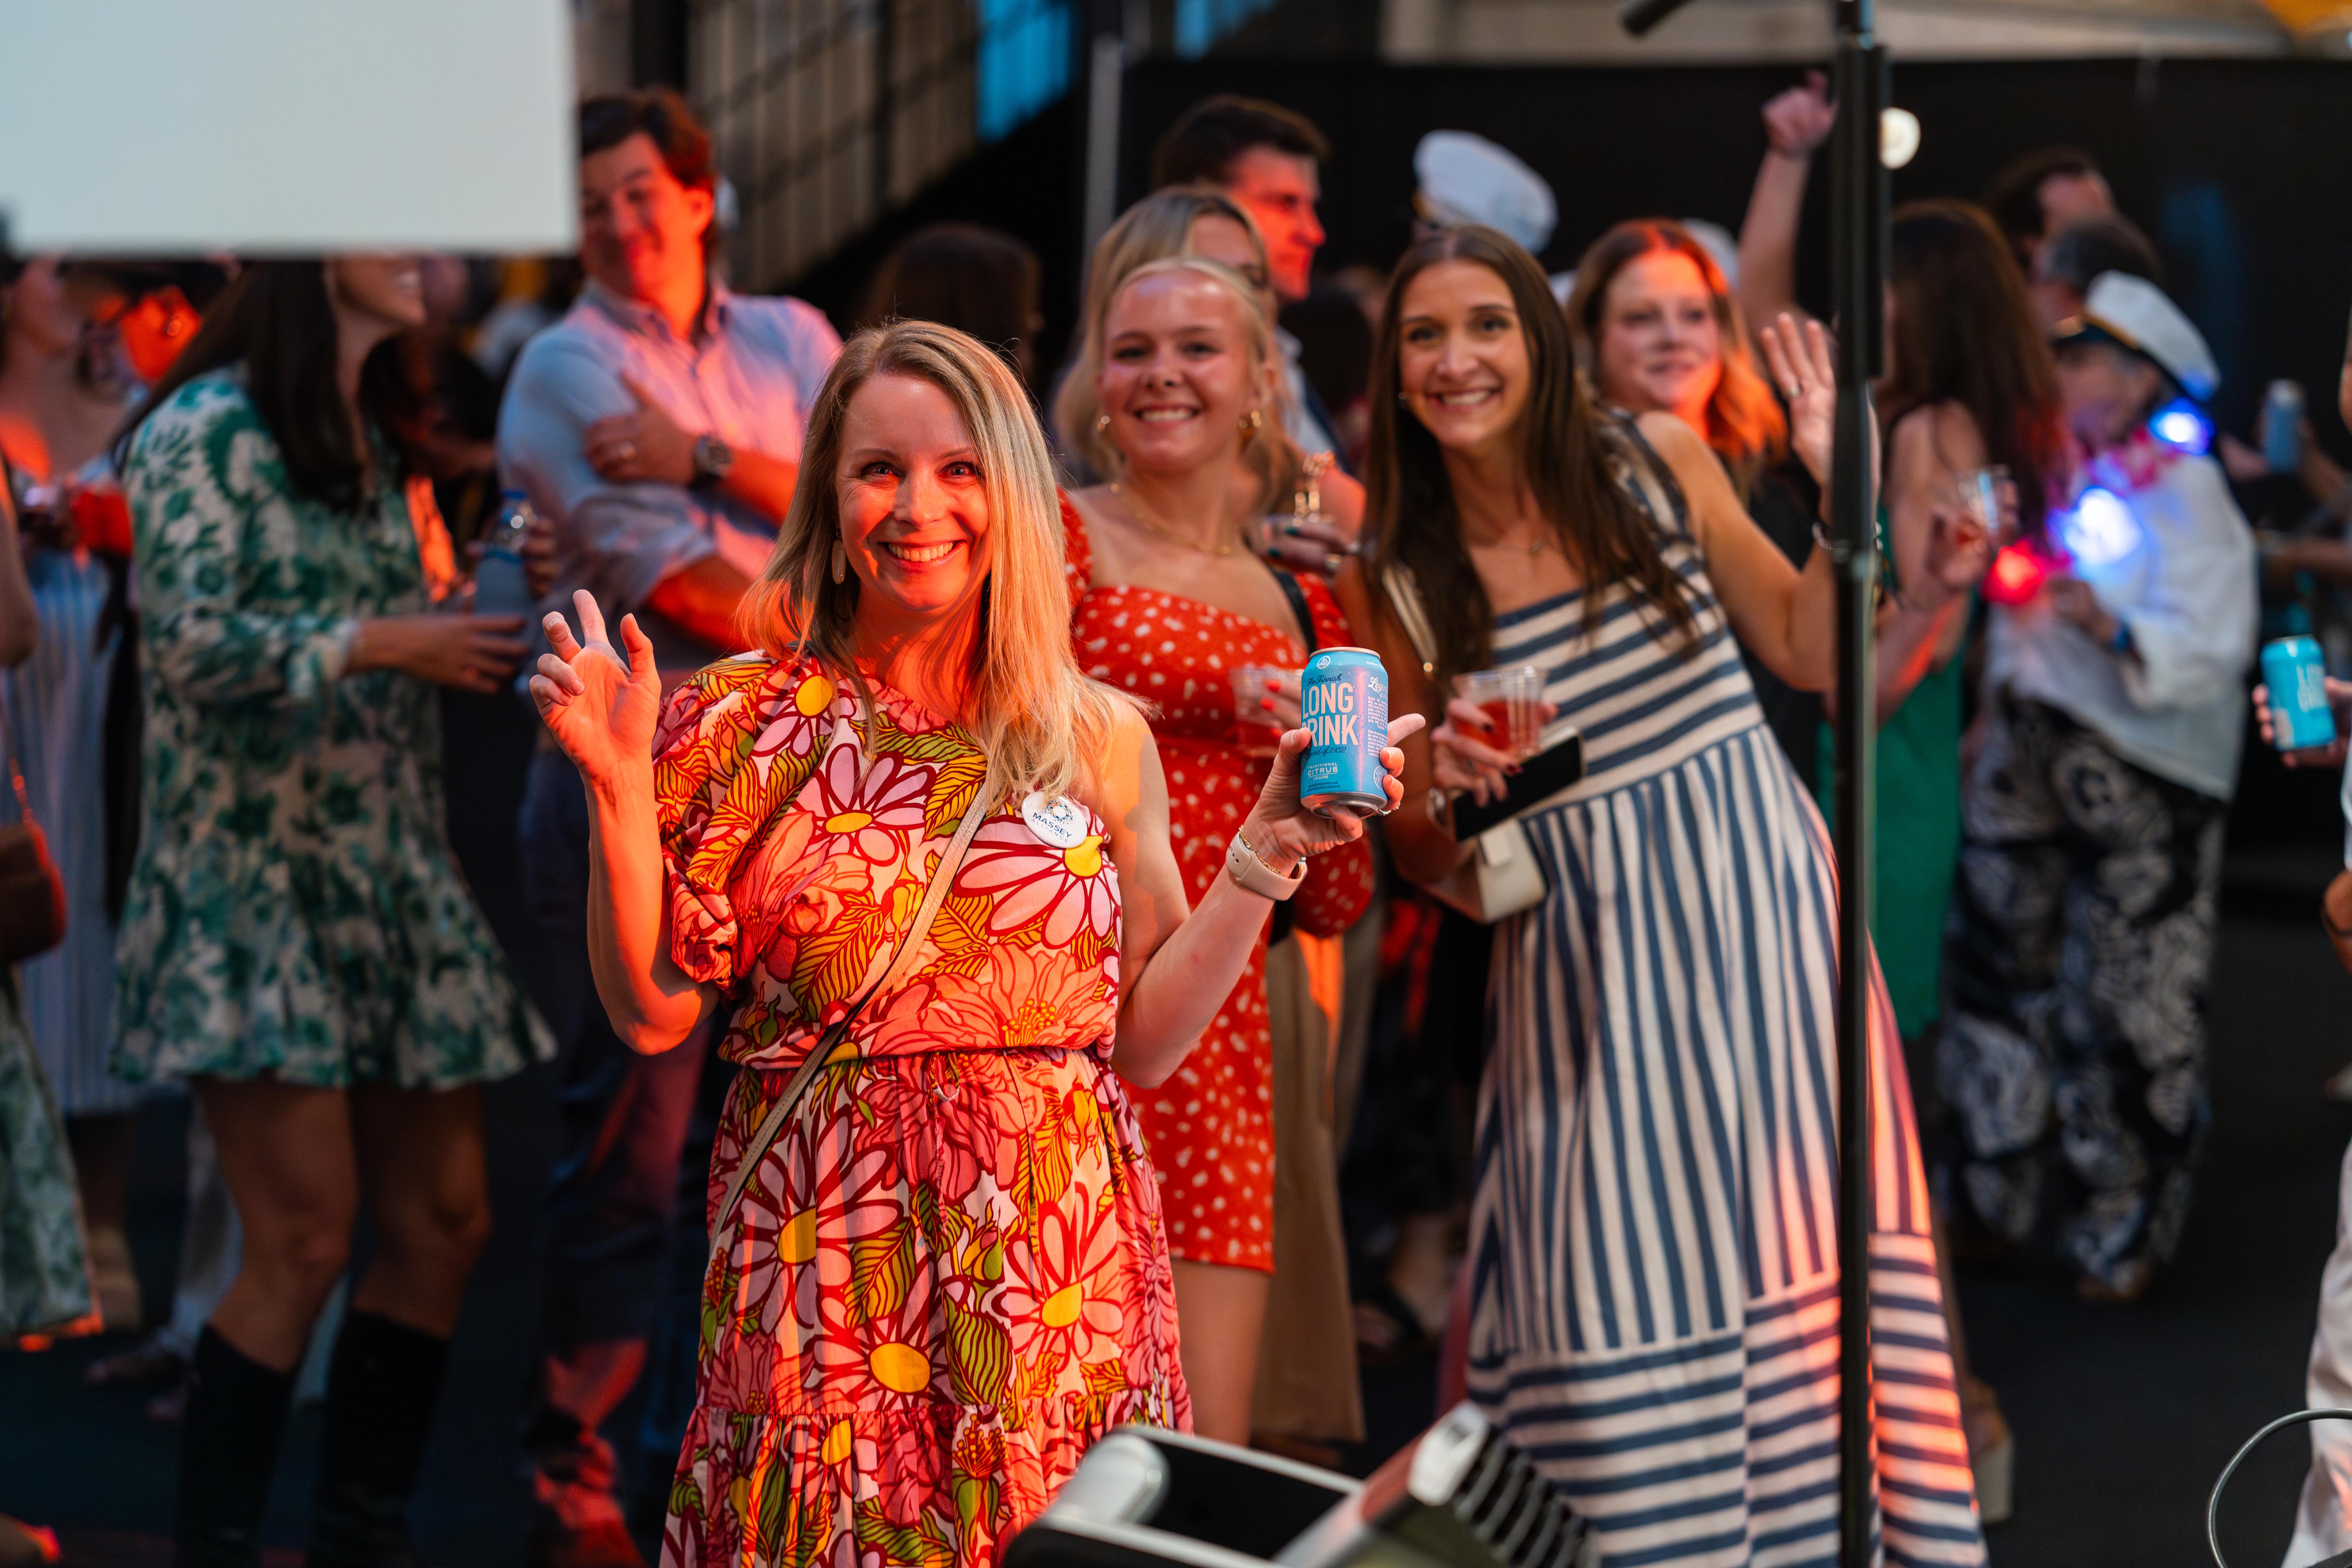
(1021, 791, 1090, 849)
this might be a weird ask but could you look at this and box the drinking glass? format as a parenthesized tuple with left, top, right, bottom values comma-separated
(1456, 665, 1546, 759)
(1958, 464, 2015, 541)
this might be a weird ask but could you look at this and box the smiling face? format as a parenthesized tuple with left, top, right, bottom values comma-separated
(836, 373, 991, 625)
(1095, 268, 1267, 478)
(1396, 258, 1533, 460)
(1222, 145, 1324, 303)
(579, 131, 715, 305)
(324, 254, 427, 331)
(1594, 250, 1722, 428)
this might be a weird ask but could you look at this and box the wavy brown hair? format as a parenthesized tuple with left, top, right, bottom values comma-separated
(1563, 219, 1787, 499)
(1364, 225, 1699, 694)
(1882, 200, 2067, 543)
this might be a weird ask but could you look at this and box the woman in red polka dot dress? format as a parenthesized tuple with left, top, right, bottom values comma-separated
(1057, 253, 1373, 1442)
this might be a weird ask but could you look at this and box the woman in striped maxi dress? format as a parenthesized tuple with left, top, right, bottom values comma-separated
(1338, 226, 1985, 1567)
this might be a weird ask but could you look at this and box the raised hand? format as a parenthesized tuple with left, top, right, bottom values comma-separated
(1245, 714, 1426, 864)
(1763, 70, 1836, 159)
(1756, 312, 1839, 487)
(531, 589, 664, 788)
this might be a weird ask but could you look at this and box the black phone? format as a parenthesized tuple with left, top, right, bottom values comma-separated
(1448, 730, 1585, 839)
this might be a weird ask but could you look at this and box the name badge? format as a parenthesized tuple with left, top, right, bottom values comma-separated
(1021, 791, 1090, 849)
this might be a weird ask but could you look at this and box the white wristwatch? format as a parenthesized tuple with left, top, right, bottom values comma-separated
(1225, 828, 1306, 901)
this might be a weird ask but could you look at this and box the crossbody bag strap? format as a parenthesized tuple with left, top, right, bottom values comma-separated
(1267, 565, 1319, 655)
(707, 769, 998, 1268)
(1380, 561, 1440, 678)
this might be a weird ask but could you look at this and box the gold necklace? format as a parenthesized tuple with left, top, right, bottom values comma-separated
(1110, 481, 1239, 557)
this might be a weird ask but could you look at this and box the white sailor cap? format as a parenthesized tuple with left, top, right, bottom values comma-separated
(1414, 131, 1558, 256)
(2055, 271, 2219, 403)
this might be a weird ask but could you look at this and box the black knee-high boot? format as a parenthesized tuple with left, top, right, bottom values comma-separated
(176, 1326, 296, 1568)
(307, 1310, 452, 1568)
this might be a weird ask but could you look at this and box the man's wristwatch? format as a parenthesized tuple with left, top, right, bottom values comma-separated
(691, 435, 735, 488)
(1224, 828, 1306, 901)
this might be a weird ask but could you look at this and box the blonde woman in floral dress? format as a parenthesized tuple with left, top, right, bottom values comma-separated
(529, 320, 1415, 1568)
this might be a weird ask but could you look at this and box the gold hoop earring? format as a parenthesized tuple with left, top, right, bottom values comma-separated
(829, 535, 847, 585)
(1095, 412, 1111, 433)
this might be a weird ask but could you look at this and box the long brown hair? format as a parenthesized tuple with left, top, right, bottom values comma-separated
(1882, 200, 2067, 542)
(1563, 219, 1787, 497)
(117, 261, 416, 513)
(1364, 226, 1699, 694)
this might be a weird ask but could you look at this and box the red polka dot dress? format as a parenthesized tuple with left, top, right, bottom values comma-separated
(1062, 498, 1372, 1272)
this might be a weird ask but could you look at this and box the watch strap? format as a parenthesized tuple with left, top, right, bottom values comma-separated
(1225, 828, 1306, 901)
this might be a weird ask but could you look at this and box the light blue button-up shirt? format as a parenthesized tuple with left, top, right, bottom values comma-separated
(496, 278, 842, 675)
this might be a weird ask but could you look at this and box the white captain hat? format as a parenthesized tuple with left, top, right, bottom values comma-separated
(2055, 271, 2219, 403)
(1414, 131, 1557, 256)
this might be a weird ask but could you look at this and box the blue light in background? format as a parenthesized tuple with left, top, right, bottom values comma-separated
(977, 0, 1073, 143)
(1175, 0, 1282, 56)
(2151, 397, 2213, 455)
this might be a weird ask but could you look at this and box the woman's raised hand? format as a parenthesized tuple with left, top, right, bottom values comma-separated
(532, 590, 663, 788)
(1245, 714, 1426, 864)
(1756, 312, 1839, 487)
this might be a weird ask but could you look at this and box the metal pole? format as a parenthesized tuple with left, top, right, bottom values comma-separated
(1826, 6, 1888, 1567)
(1079, 29, 1126, 260)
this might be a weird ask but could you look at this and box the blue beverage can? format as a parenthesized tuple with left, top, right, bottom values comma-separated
(2263, 634, 2337, 751)
(1299, 647, 1388, 816)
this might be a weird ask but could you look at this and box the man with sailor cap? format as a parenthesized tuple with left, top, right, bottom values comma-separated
(1942, 269, 2257, 1306)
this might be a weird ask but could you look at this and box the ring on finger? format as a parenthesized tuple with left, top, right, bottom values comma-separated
(618, 441, 637, 461)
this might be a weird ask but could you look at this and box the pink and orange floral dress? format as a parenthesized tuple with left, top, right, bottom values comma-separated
(1062, 503, 1372, 1271)
(652, 651, 1188, 1568)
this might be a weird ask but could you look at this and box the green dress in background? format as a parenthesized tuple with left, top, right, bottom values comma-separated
(0, 971, 93, 1337)
(1816, 517, 1968, 1039)
(110, 369, 548, 1090)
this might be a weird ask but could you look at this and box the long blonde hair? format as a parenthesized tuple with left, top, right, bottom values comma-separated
(1054, 188, 1301, 505)
(737, 320, 1130, 799)
(1058, 253, 1302, 516)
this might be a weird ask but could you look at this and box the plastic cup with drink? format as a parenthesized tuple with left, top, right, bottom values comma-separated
(1455, 665, 1546, 760)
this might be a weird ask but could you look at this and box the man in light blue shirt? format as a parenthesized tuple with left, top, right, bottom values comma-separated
(497, 88, 838, 1567)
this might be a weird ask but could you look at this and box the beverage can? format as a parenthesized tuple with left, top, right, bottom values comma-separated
(2262, 634, 2336, 751)
(2263, 380, 2306, 474)
(1298, 647, 1388, 816)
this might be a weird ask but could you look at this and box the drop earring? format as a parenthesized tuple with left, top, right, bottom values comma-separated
(1241, 407, 1264, 435)
(829, 534, 847, 585)
(1095, 412, 1111, 433)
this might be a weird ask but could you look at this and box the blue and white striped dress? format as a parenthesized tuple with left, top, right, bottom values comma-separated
(1463, 442, 1984, 1567)
(2, 546, 135, 1117)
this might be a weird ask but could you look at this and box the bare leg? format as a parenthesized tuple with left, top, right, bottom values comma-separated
(197, 1078, 359, 1370)
(346, 1084, 492, 1335)
(1171, 1259, 1270, 1445)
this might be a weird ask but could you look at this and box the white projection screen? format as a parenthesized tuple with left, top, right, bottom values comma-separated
(0, 0, 577, 254)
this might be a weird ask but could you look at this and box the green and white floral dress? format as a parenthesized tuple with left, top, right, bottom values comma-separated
(111, 369, 547, 1089)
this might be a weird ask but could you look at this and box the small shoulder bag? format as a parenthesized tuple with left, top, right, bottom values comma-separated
(0, 728, 67, 967)
(707, 768, 998, 1269)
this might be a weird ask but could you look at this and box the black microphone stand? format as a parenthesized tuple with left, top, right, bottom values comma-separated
(1613, 2, 1888, 1565)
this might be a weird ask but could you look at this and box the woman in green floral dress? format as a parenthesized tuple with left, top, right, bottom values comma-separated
(110, 259, 550, 1568)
